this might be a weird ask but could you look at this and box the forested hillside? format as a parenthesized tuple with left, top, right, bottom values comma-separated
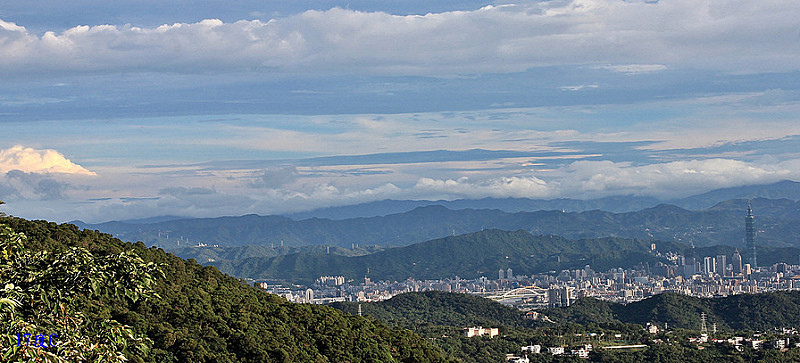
(0, 217, 448, 362)
(212, 229, 683, 281)
(333, 291, 800, 362)
(545, 291, 800, 331)
(335, 290, 800, 334)
(332, 291, 533, 332)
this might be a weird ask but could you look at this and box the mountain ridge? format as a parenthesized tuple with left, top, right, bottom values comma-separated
(69, 181, 800, 250)
(209, 229, 684, 282)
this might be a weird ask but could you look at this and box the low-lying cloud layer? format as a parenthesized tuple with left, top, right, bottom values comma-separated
(3, 145, 800, 222)
(2, 0, 799, 77)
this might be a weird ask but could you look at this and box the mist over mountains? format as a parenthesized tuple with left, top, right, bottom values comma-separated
(70, 181, 800, 251)
(286, 180, 800, 219)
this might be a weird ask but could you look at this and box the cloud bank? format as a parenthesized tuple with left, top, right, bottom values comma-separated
(2, 0, 799, 77)
(0, 145, 95, 175)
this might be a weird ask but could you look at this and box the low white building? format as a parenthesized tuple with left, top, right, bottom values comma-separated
(505, 354, 529, 363)
(521, 345, 541, 354)
(464, 326, 499, 338)
(547, 346, 565, 355)
(570, 348, 589, 359)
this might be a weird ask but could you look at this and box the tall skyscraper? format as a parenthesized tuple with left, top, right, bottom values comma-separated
(732, 249, 743, 275)
(746, 202, 757, 267)
(716, 254, 727, 277)
(703, 256, 716, 276)
(498, 268, 504, 280)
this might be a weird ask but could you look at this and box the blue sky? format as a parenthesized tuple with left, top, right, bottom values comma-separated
(2, 0, 800, 222)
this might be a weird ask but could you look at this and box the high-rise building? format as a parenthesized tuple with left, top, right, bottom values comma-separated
(683, 256, 697, 277)
(547, 286, 572, 307)
(716, 255, 727, 277)
(703, 256, 716, 276)
(498, 268, 505, 280)
(732, 249, 743, 275)
(506, 267, 514, 280)
(746, 202, 757, 267)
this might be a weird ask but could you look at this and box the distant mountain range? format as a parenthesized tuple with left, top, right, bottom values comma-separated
(72, 195, 800, 250)
(286, 180, 800, 219)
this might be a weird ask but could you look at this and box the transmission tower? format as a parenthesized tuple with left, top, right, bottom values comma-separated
(700, 312, 708, 333)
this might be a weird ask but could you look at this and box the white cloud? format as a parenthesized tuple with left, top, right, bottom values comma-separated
(0, 145, 95, 175)
(413, 175, 551, 199)
(393, 159, 800, 201)
(157, 186, 257, 210)
(560, 84, 599, 91)
(2, 0, 799, 77)
(597, 64, 668, 74)
(556, 159, 797, 198)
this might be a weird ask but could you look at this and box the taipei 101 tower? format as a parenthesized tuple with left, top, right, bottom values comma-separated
(746, 202, 757, 267)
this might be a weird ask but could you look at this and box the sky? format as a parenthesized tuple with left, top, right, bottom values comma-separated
(2, 0, 800, 223)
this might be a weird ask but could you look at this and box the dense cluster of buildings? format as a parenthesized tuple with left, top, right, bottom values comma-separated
(258, 254, 800, 306)
(258, 204, 800, 307)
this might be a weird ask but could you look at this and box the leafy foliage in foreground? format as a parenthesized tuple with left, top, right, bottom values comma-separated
(0, 225, 158, 362)
(0, 217, 448, 362)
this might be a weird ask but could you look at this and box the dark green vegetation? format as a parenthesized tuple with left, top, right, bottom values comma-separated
(333, 291, 800, 363)
(1, 223, 158, 362)
(173, 243, 385, 264)
(0, 217, 448, 362)
(333, 291, 532, 332)
(333, 292, 554, 363)
(211, 229, 684, 282)
(545, 291, 800, 332)
(76, 196, 800, 250)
